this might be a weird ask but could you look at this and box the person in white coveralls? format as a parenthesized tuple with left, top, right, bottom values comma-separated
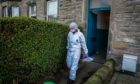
(66, 22, 89, 84)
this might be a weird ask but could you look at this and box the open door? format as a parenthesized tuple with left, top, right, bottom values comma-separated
(87, 9, 110, 63)
(87, 12, 97, 57)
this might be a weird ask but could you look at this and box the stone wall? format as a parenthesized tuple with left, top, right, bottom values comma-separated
(0, 0, 84, 26)
(107, 0, 140, 72)
(20, 0, 28, 16)
(0, 0, 28, 16)
(36, 0, 46, 20)
(33, 0, 84, 25)
(58, 0, 83, 25)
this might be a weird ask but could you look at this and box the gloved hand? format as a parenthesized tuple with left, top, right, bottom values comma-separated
(84, 53, 88, 58)
(83, 53, 94, 62)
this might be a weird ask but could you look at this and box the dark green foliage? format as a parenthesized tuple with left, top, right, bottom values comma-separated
(0, 17, 69, 83)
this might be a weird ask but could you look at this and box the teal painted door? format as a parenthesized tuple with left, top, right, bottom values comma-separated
(87, 12, 97, 56)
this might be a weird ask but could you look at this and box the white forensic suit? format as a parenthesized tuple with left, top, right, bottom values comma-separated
(66, 29, 88, 80)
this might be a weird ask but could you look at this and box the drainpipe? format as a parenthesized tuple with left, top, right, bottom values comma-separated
(81, 0, 87, 34)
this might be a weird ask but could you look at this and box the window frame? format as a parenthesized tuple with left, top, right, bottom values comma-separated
(2, 6, 8, 16)
(28, 4, 37, 18)
(46, 0, 58, 21)
(11, 6, 20, 17)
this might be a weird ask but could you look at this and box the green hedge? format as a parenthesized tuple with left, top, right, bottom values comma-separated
(85, 60, 115, 84)
(0, 17, 69, 83)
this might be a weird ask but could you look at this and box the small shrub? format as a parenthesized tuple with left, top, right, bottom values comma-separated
(85, 60, 115, 84)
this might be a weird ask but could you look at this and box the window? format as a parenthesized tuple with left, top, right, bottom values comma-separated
(29, 4, 36, 18)
(47, 0, 58, 21)
(12, 6, 20, 17)
(3, 6, 8, 16)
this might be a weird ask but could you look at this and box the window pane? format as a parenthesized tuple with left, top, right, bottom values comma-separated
(31, 5, 36, 14)
(3, 7, 8, 16)
(12, 6, 19, 17)
(48, 1, 58, 15)
(47, 0, 58, 20)
(29, 5, 36, 17)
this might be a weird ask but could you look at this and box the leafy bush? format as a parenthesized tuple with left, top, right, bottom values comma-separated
(0, 17, 69, 83)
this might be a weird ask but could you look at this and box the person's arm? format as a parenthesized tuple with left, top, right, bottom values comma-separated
(66, 33, 70, 49)
(79, 32, 88, 54)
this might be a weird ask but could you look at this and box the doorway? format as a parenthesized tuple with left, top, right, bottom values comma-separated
(87, 8, 110, 63)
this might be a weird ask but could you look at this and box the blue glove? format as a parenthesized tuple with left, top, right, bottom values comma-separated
(84, 53, 88, 58)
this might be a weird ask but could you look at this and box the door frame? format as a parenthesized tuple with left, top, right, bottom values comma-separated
(86, 0, 111, 56)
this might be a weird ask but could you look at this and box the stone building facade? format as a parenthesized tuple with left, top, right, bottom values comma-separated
(0, 0, 28, 16)
(0, 0, 84, 26)
(107, 0, 140, 72)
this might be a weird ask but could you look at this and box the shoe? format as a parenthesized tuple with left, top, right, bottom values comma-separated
(67, 79, 74, 84)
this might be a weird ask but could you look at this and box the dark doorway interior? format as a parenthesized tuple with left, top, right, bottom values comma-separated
(87, 10, 110, 63)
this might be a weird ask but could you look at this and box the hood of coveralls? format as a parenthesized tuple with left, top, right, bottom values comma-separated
(69, 22, 79, 33)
